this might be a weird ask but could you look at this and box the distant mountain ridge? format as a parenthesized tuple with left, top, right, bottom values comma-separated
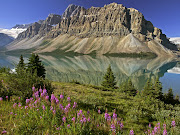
(6, 3, 178, 57)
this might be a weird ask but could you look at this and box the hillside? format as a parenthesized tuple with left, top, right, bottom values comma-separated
(7, 3, 178, 56)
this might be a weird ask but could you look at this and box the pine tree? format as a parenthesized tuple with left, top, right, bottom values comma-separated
(101, 65, 116, 89)
(27, 53, 46, 78)
(16, 55, 26, 75)
(154, 77, 163, 100)
(165, 88, 174, 104)
(126, 79, 137, 96)
(142, 79, 155, 97)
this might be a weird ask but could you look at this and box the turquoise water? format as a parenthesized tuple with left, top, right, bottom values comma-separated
(0, 54, 179, 96)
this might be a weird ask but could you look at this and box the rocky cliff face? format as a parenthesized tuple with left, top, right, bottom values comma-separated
(7, 3, 178, 56)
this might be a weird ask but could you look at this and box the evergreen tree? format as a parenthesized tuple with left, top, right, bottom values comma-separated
(165, 88, 174, 104)
(27, 53, 46, 78)
(101, 65, 116, 89)
(142, 79, 155, 97)
(16, 55, 25, 74)
(121, 79, 137, 96)
(154, 77, 163, 100)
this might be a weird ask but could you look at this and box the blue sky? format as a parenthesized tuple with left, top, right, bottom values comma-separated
(0, 0, 180, 37)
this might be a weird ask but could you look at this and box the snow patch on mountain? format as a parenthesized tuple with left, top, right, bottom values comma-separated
(169, 37, 180, 45)
(0, 28, 26, 38)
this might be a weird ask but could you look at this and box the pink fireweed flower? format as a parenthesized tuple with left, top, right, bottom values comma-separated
(79, 110, 83, 114)
(149, 123, 151, 128)
(67, 103, 71, 108)
(1, 130, 7, 134)
(59, 104, 64, 110)
(10, 112, 13, 115)
(34, 100, 38, 104)
(13, 103, 17, 108)
(37, 109, 39, 111)
(26, 99, 30, 104)
(51, 94, 55, 101)
(105, 113, 109, 120)
(87, 110, 90, 114)
(40, 116, 42, 119)
(163, 129, 167, 135)
(45, 96, 49, 100)
(83, 117, 87, 123)
(87, 117, 91, 122)
(154, 126, 158, 133)
(67, 97, 71, 102)
(163, 123, 166, 128)
(6, 96, 8, 99)
(55, 98, 59, 104)
(0, 97, 3, 101)
(53, 110, 56, 114)
(62, 117, 66, 123)
(110, 124, 116, 132)
(72, 117, 75, 122)
(107, 115, 111, 121)
(43, 89, 47, 95)
(56, 127, 60, 130)
(130, 129, 134, 135)
(18, 103, 21, 107)
(25, 106, 28, 109)
(98, 109, 101, 114)
(39, 87, 42, 93)
(60, 94, 64, 99)
(67, 124, 70, 128)
(50, 106, 53, 111)
(113, 113, 117, 120)
(171, 120, 176, 127)
(41, 93, 44, 97)
(32, 86, 35, 91)
(42, 105, 46, 110)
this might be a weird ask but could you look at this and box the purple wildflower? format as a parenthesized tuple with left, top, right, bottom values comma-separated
(13, 103, 17, 108)
(83, 117, 87, 123)
(149, 123, 151, 128)
(10, 112, 13, 115)
(79, 110, 83, 114)
(45, 96, 49, 100)
(98, 109, 101, 114)
(130, 129, 134, 135)
(60, 94, 64, 99)
(0, 97, 2, 101)
(171, 120, 176, 127)
(18, 103, 21, 107)
(53, 110, 56, 114)
(62, 117, 66, 123)
(39, 87, 42, 93)
(67, 124, 70, 128)
(67, 97, 71, 102)
(26, 99, 30, 104)
(154, 126, 158, 133)
(32, 86, 35, 91)
(25, 106, 28, 109)
(87, 117, 91, 122)
(42, 105, 46, 110)
(50, 106, 53, 110)
(120, 122, 124, 129)
(55, 98, 59, 104)
(105, 113, 109, 120)
(2, 130, 7, 134)
(113, 113, 117, 120)
(163, 123, 166, 128)
(110, 124, 116, 132)
(51, 94, 55, 101)
(6, 96, 8, 99)
(37, 109, 39, 111)
(72, 117, 75, 122)
(87, 110, 90, 114)
(163, 129, 167, 135)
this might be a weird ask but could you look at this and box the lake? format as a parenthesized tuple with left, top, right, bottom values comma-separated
(0, 54, 180, 96)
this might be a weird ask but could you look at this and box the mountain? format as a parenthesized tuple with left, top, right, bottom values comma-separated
(7, 3, 178, 56)
(0, 33, 14, 47)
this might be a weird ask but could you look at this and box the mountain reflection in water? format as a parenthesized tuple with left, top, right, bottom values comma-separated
(0, 54, 179, 95)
